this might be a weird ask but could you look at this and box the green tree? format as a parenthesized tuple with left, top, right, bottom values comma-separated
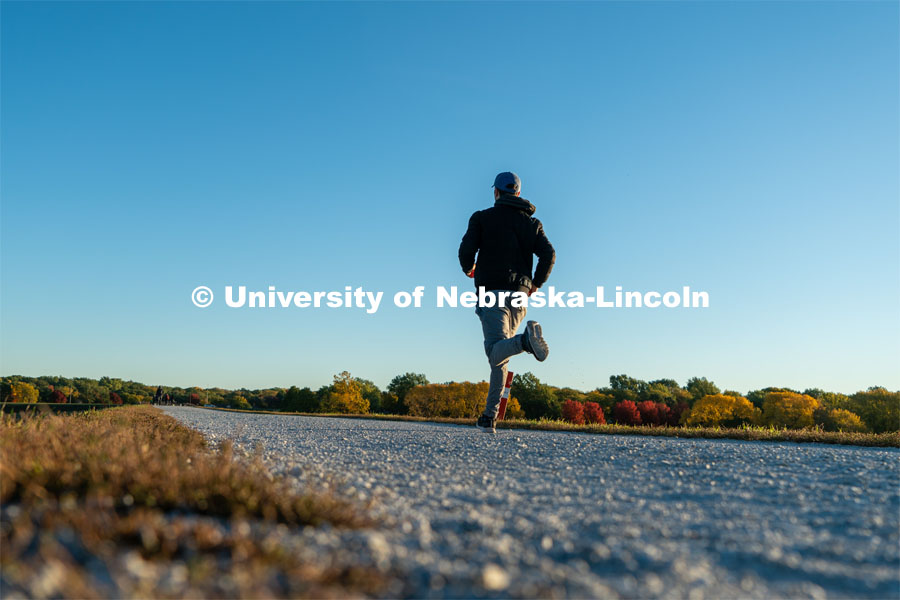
(387, 373, 429, 415)
(818, 391, 852, 411)
(355, 378, 383, 413)
(513, 372, 560, 419)
(554, 387, 587, 404)
(585, 390, 616, 415)
(803, 388, 826, 400)
(609, 374, 648, 400)
(849, 387, 900, 433)
(283, 386, 318, 412)
(379, 391, 402, 414)
(685, 377, 720, 403)
(231, 395, 251, 410)
(644, 382, 675, 404)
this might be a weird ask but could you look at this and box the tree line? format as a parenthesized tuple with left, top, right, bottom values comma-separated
(1, 373, 896, 433)
(517, 373, 898, 434)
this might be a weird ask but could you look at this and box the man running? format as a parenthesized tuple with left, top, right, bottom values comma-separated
(458, 171, 556, 433)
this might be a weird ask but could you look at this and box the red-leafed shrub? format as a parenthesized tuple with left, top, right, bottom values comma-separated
(561, 399, 585, 424)
(655, 402, 671, 426)
(668, 402, 689, 426)
(110, 391, 123, 405)
(49, 389, 68, 404)
(613, 400, 642, 426)
(583, 401, 606, 425)
(636, 401, 661, 426)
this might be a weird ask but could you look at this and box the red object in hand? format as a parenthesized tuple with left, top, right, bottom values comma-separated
(466, 264, 476, 278)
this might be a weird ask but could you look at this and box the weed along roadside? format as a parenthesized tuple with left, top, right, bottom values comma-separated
(0, 405, 391, 598)
(200, 405, 900, 448)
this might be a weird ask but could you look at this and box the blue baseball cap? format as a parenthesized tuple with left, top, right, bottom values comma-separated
(492, 171, 521, 195)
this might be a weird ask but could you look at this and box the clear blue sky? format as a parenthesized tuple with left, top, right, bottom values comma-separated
(2, 1, 898, 395)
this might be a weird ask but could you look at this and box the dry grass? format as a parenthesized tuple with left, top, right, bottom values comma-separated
(496, 419, 900, 447)
(0, 406, 384, 598)
(207, 406, 900, 447)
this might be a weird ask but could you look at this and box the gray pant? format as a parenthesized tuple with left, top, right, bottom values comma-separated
(475, 302, 527, 419)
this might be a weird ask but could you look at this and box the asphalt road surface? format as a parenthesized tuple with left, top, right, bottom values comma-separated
(163, 407, 900, 599)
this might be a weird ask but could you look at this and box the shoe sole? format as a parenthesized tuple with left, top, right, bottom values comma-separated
(527, 321, 549, 362)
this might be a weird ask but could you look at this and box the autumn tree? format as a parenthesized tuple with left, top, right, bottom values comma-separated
(355, 378, 383, 413)
(406, 381, 487, 418)
(685, 394, 759, 427)
(583, 401, 605, 425)
(7, 381, 38, 403)
(848, 387, 900, 433)
(669, 402, 690, 426)
(561, 399, 585, 424)
(636, 401, 662, 426)
(323, 371, 369, 414)
(761, 391, 820, 429)
(817, 408, 868, 433)
(613, 400, 642, 426)
(747, 387, 794, 409)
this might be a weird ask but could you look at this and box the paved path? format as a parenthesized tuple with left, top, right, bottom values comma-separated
(163, 407, 900, 599)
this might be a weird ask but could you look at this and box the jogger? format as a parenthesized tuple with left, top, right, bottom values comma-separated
(458, 171, 556, 433)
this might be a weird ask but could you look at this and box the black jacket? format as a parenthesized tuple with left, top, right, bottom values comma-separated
(458, 193, 556, 293)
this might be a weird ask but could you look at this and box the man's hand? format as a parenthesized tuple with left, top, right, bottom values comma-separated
(528, 285, 538, 296)
(466, 264, 476, 278)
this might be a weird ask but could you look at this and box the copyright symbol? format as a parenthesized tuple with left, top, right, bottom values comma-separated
(192, 286, 214, 308)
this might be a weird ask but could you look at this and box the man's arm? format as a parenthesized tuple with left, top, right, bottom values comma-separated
(531, 221, 556, 288)
(458, 212, 481, 275)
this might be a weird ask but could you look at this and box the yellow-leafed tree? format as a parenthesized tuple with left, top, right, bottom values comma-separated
(823, 408, 868, 433)
(761, 391, 821, 429)
(684, 393, 759, 427)
(7, 382, 39, 403)
(406, 381, 522, 419)
(323, 371, 369, 414)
